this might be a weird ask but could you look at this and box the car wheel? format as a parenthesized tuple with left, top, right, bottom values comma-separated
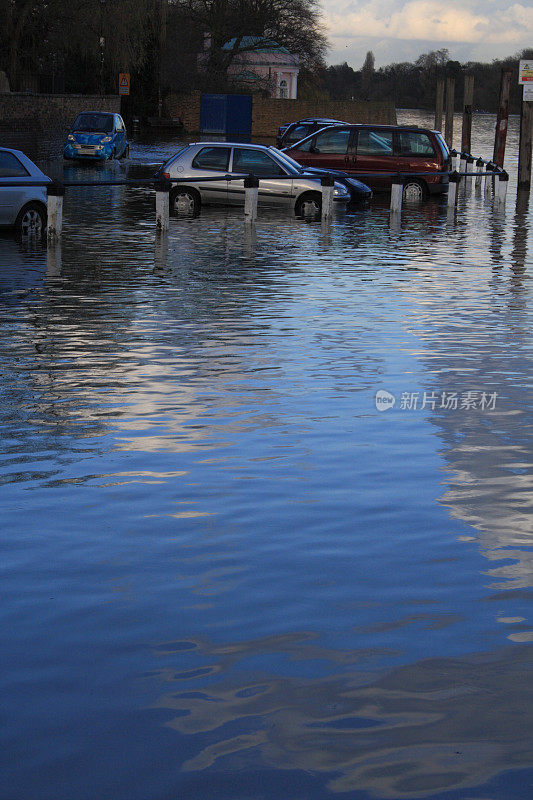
(402, 180, 426, 203)
(15, 203, 46, 238)
(295, 192, 322, 217)
(170, 187, 200, 216)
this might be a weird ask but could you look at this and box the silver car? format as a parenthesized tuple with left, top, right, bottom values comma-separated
(159, 142, 350, 215)
(0, 147, 50, 236)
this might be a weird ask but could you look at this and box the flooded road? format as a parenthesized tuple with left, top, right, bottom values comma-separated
(1, 112, 532, 800)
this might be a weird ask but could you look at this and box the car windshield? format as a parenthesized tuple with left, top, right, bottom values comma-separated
(268, 147, 303, 173)
(72, 113, 114, 133)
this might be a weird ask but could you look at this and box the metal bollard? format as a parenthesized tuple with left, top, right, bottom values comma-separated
(244, 174, 259, 223)
(495, 171, 509, 209)
(447, 171, 460, 208)
(321, 174, 334, 221)
(46, 182, 65, 241)
(390, 175, 403, 213)
(475, 158, 484, 190)
(484, 164, 494, 199)
(155, 177, 171, 231)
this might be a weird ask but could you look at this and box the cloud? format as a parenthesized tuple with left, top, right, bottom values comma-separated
(323, 0, 533, 45)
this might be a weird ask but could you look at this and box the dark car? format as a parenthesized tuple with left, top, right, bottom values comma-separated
(276, 117, 348, 149)
(283, 124, 451, 201)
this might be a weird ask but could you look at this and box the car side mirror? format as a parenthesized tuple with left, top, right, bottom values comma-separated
(309, 146, 319, 154)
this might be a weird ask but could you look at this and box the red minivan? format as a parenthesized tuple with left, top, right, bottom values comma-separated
(283, 124, 451, 201)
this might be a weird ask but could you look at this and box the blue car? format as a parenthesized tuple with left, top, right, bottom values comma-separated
(63, 111, 129, 161)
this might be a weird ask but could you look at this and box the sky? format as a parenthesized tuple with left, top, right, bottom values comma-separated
(322, 0, 533, 67)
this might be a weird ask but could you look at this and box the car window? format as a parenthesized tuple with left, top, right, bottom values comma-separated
(312, 128, 351, 155)
(116, 117, 125, 131)
(0, 151, 30, 177)
(73, 113, 114, 133)
(232, 148, 286, 177)
(397, 131, 435, 157)
(191, 147, 230, 171)
(357, 129, 394, 156)
(284, 124, 311, 144)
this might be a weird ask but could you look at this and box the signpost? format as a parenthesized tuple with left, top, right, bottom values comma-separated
(518, 61, 533, 191)
(118, 73, 130, 96)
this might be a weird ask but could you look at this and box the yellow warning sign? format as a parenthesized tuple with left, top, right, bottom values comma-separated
(518, 60, 533, 84)
(118, 73, 130, 95)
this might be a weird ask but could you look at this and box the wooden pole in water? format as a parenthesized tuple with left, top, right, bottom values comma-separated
(390, 176, 403, 213)
(461, 73, 474, 154)
(46, 182, 65, 241)
(517, 93, 533, 192)
(445, 77, 455, 148)
(244, 174, 259, 223)
(155, 177, 170, 231)
(493, 67, 513, 167)
(321, 174, 334, 221)
(435, 78, 444, 132)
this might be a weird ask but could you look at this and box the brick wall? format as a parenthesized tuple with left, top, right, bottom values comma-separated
(251, 98, 397, 136)
(164, 92, 397, 138)
(0, 94, 121, 159)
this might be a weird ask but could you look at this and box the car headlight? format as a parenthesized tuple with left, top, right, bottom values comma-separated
(101, 136, 112, 143)
(67, 134, 75, 141)
(95, 145, 104, 150)
(334, 186, 348, 196)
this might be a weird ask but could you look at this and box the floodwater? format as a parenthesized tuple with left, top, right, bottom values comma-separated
(1, 111, 532, 800)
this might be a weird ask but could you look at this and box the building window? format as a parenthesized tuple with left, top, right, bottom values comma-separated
(279, 79, 288, 99)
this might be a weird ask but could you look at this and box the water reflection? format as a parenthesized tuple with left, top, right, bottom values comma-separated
(152, 635, 533, 798)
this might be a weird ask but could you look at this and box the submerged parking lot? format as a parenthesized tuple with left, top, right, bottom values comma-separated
(1, 111, 532, 800)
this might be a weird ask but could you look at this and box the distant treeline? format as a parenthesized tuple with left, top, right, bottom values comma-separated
(319, 49, 533, 114)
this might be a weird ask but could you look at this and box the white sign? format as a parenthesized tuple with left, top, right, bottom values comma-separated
(518, 60, 533, 84)
(524, 84, 533, 102)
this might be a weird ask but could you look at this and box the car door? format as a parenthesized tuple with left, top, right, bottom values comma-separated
(189, 146, 231, 204)
(0, 150, 32, 225)
(395, 130, 441, 189)
(349, 127, 396, 191)
(287, 127, 351, 172)
(229, 148, 292, 207)
(114, 115, 127, 156)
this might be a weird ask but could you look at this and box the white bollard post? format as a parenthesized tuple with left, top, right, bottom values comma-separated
(244, 174, 259, 223)
(390, 176, 403, 214)
(321, 175, 334, 221)
(495, 171, 509, 209)
(459, 152, 468, 182)
(155, 178, 171, 231)
(46, 183, 65, 242)
(475, 158, 484, 190)
(447, 171, 460, 208)
(465, 156, 474, 188)
(484, 165, 494, 199)
(450, 149, 458, 172)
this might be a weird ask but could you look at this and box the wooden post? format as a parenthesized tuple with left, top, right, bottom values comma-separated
(517, 94, 533, 191)
(484, 164, 494, 199)
(445, 77, 455, 148)
(493, 67, 513, 167)
(155, 177, 170, 231)
(46, 182, 65, 241)
(435, 78, 445, 131)
(465, 155, 475, 187)
(244, 174, 259, 223)
(390, 176, 403, 213)
(461, 73, 474, 153)
(321, 174, 334, 221)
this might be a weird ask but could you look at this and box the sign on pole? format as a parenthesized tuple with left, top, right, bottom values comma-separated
(518, 60, 533, 85)
(118, 73, 130, 95)
(524, 85, 533, 102)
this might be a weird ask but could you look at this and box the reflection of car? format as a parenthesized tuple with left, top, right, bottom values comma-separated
(63, 112, 129, 160)
(0, 147, 50, 236)
(276, 117, 348, 149)
(158, 142, 355, 215)
(283, 124, 451, 201)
